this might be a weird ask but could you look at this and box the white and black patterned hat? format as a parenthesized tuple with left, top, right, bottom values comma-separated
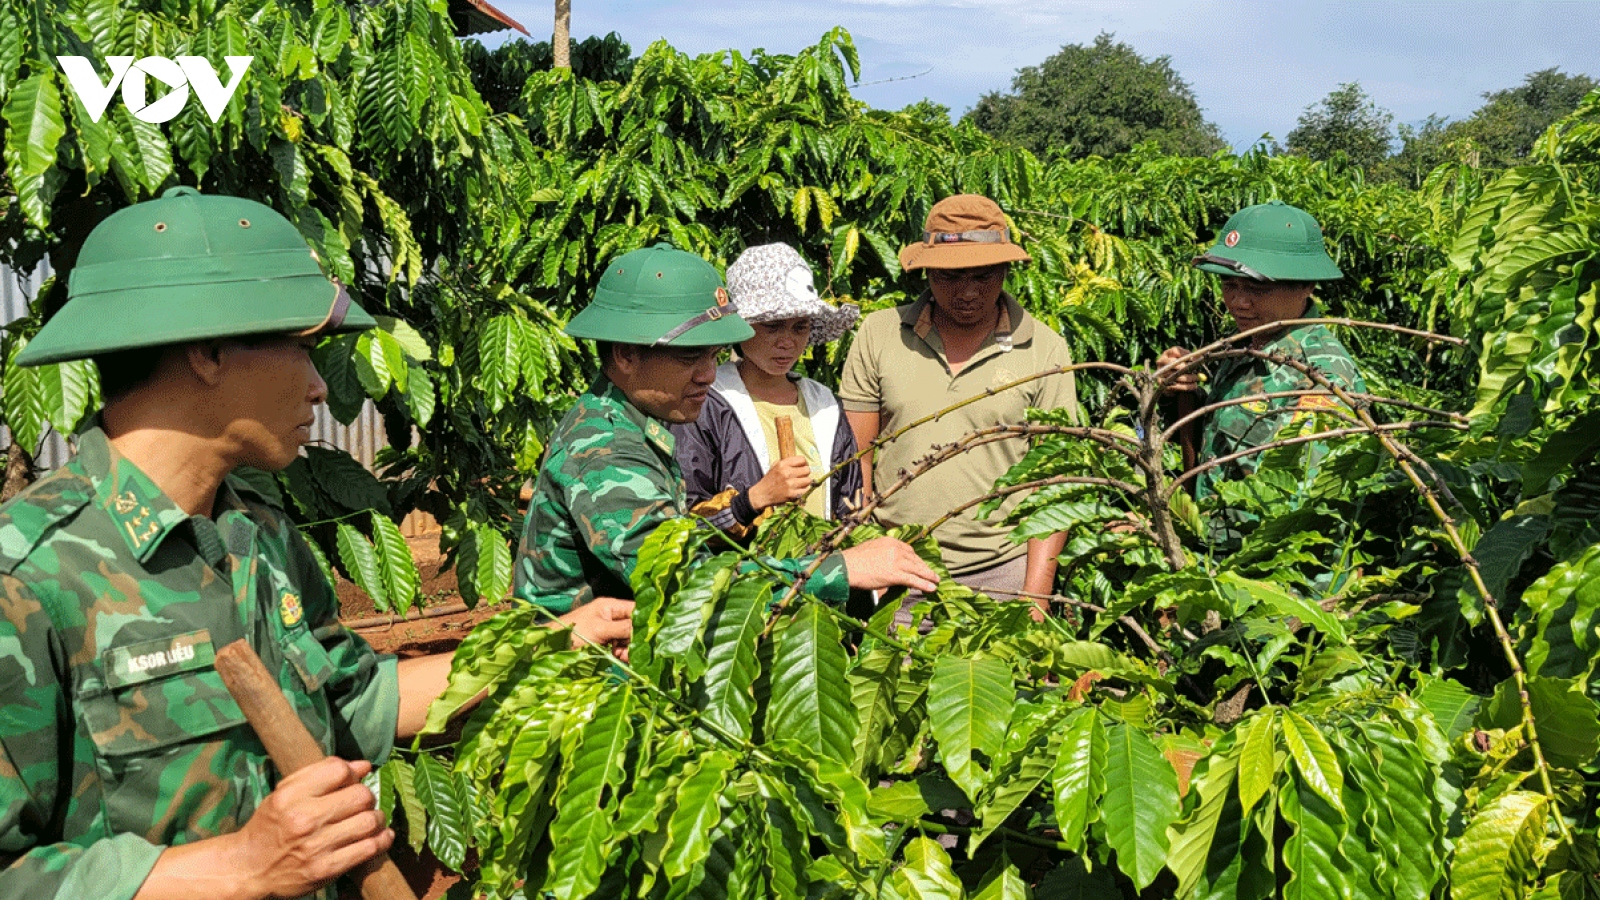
(725, 243, 860, 346)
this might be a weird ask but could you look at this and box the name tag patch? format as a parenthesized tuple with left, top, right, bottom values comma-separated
(106, 629, 216, 688)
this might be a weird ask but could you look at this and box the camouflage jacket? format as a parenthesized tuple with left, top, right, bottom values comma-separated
(1196, 303, 1367, 498)
(513, 377, 848, 612)
(0, 422, 398, 900)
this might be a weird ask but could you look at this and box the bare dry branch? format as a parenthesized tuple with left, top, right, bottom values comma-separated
(1154, 317, 1466, 389)
(826, 424, 1141, 543)
(808, 359, 1135, 497)
(1159, 389, 1468, 441)
(1166, 420, 1466, 498)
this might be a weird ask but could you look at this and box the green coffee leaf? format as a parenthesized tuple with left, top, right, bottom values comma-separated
(768, 604, 855, 766)
(1280, 770, 1354, 900)
(1051, 706, 1105, 854)
(413, 753, 467, 870)
(1101, 723, 1179, 889)
(661, 750, 736, 880)
(3, 70, 67, 227)
(545, 687, 636, 898)
(370, 511, 419, 615)
(929, 655, 1014, 801)
(692, 579, 767, 742)
(1236, 710, 1278, 818)
(890, 836, 964, 900)
(1523, 544, 1600, 680)
(1450, 791, 1548, 900)
(457, 522, 512, 606)
(335, 522, 388, 611)
(1414, 673, 1482, 740)
(386, 756, 426, 854)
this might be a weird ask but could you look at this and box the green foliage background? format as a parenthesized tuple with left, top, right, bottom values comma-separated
(3, 1, 1600, 897)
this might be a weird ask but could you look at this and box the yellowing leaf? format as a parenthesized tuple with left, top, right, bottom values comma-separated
(1280, 710, 1344, 814)
(1237, 710, 1278, 818)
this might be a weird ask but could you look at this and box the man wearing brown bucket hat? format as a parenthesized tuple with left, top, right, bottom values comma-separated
(839, 194, 1080, 618)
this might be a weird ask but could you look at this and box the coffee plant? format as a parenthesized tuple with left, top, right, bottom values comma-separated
(377, 94, 1600, 899)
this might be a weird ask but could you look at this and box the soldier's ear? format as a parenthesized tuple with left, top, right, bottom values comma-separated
(184, 341, 227, 387)
(610, 343, 642, 376)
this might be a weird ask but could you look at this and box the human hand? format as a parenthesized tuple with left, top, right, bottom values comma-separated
(561, 597, 635, 659)
(1157, 346, 1199, 393)
(841, 537, 939, 593)
(229, 757, 391, 899)
(749, 456, 813, 510)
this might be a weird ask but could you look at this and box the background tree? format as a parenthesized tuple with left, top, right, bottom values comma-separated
(1368, 69, 1596, 186)
(1375, 113, 1460, 187)
(8, 11, 1600, 895)
(1448, 67, 1598, 165)
(965, 32, 1226, 159)
(1286, 82, 1395, 173)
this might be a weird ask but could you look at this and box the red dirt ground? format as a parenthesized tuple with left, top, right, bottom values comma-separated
(335, 533, 509, 658)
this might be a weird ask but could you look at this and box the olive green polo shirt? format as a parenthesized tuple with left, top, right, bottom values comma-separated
(838, 292, 1080, 576)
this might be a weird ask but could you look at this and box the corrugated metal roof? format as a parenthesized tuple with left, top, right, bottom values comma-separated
(1, 259, 391, 473)
(448, 0, 530, 36)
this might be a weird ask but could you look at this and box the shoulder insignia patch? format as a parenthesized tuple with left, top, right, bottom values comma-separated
(280, 592, 304, 628)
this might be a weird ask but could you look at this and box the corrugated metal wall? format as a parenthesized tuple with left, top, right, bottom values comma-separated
(1, 258, 391, 471)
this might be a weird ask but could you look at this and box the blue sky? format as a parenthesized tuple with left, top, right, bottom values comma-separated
(482, 1, 1599, 150)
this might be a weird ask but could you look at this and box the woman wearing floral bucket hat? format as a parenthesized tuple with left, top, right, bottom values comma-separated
(672, 243, 862, 536)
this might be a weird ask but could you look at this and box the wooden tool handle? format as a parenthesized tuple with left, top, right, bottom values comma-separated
(1176, 393, 1198, 496)
(215, 640, 420, 900)
(775, 415, 797, 459)
(215, 640, 324, 772)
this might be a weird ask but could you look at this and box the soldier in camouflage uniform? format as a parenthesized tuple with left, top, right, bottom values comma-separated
(1159, 200, 1366, 498)
(0, 188, 632, 900)
(514, 244, 938, 613)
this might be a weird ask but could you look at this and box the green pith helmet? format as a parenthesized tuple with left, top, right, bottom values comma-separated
(16, 187, 375, 367)
(565, 244, 754, 347)
(1192, 200, 1343, 282)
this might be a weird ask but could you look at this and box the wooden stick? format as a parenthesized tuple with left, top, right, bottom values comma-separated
(214, 640, 420, 900)
(775, 415, 797, 459)
(1175, 393, 1197, 495)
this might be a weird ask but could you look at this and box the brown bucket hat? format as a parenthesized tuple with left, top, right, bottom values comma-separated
(899, 194, 1032, 271)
